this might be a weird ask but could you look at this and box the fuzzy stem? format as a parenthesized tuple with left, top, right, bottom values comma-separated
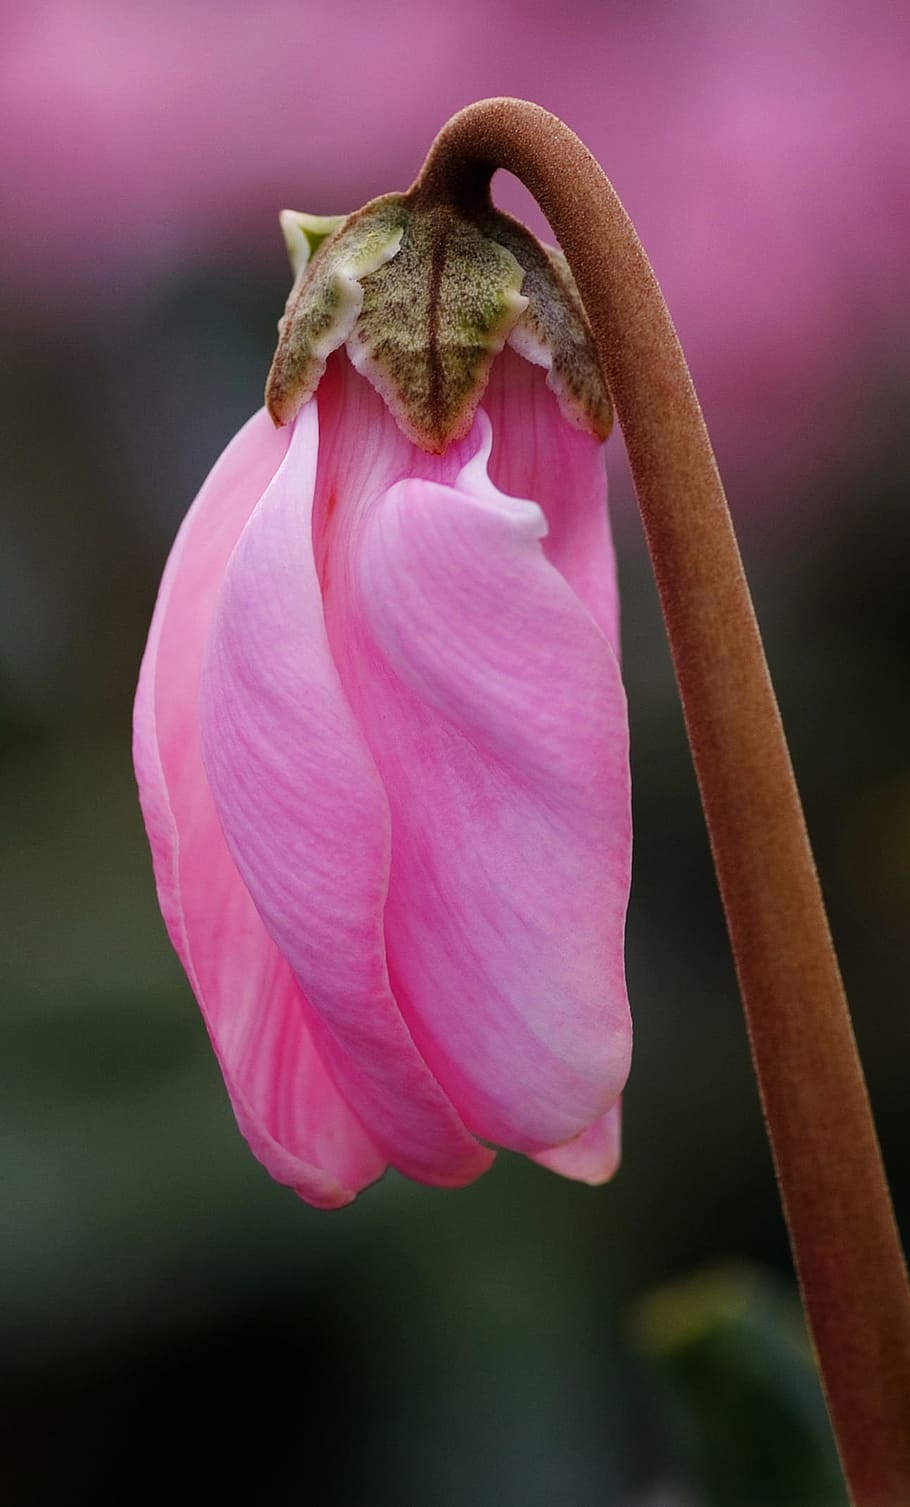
(416, 98, 910, 1505)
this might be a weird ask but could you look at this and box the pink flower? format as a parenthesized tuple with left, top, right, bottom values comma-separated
(133, 345, 632, 1207)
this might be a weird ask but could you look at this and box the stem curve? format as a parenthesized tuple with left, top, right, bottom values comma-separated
(416, 97, 910, 1505)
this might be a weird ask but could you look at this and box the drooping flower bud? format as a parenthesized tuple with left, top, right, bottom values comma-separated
(134, 176, 631, 1208)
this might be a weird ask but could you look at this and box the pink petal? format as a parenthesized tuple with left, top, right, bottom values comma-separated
(483, 347, 620, 655)
(330, 404, 632, 1154)
(532, 1103, 622, 1185)
(133, 409, 386, 1208)
(199, 400, 492, 1189)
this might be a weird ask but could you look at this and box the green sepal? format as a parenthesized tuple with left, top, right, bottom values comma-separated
(266, 192, 611, 452)
(348, 203, 526, 452)
(479, 209, 613, 441)
(266, 196, 409, 427)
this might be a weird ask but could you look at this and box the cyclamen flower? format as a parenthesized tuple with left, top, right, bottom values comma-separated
(134, 197, 633, 1207)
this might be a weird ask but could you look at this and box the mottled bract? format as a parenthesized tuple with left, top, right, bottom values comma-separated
(266, 193, 612, 452)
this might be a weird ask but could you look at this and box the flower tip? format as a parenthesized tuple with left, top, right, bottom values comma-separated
(533, 1104, 623, 1186)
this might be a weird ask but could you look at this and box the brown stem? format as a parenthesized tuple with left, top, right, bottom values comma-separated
(416, 98, 910, 1505)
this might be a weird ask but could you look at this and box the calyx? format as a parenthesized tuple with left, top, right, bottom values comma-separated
(266, 195, 612, 453)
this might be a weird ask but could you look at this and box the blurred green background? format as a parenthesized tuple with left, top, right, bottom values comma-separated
(2, 3, 908, 1503)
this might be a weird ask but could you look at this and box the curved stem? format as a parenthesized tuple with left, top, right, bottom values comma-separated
(416, 98, 910, 1505)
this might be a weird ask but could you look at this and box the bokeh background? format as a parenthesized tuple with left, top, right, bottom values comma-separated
(2, 2, 908, 1503)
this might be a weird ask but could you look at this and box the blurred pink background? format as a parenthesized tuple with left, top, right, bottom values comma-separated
(3, 0, 909, 499)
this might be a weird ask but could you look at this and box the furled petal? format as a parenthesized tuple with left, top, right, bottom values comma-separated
(199, 401, 492, 1188)
(483, 345, 620, 654)
(133, 409, 386, 1207)
(328, 403, 633, 1154)
(484, 347, 628, 1171)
